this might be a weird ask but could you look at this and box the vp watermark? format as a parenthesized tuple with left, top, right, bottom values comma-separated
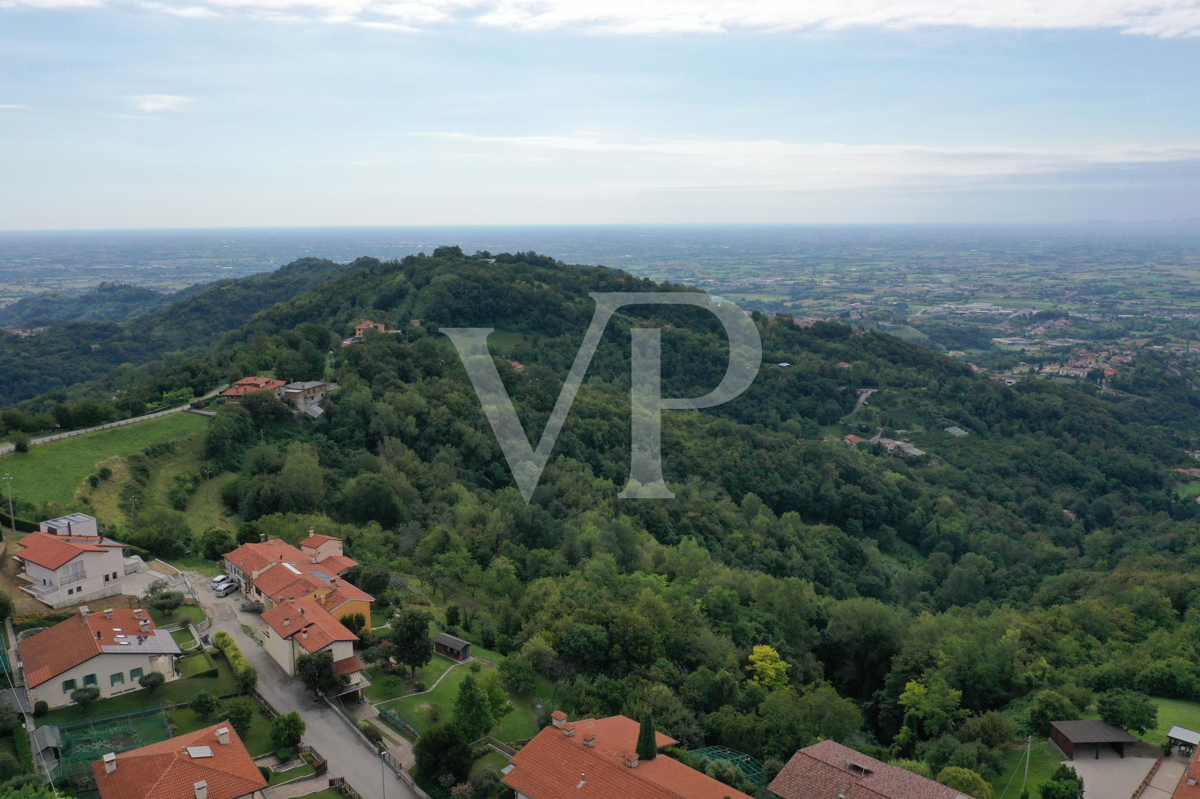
(444, 292, 762, 502)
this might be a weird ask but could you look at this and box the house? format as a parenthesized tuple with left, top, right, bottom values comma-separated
(837, 361, 852, 369)
(355, 320, 386, 335)
(843, 434, 866, 448)
(221, 377, 286, 402)
(19, 607, 180, 709)
(93, 723, 267, 799)
(15, 516, 128, 607)
(223, 537, 357, 584)
(282, 381, 334, 410)
(504, 713, 753, 799)
(433, 632, 471, 662)
(770, 740, 974, 799)
(260, 601, 369, 697)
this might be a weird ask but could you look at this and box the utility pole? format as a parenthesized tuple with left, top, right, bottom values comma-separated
(2, 473, 14, 542)
(1024, 735, 1031, 789)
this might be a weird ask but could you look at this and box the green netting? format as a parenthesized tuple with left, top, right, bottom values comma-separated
(52, 707, 173, 786)
(690, 745, 765, 784)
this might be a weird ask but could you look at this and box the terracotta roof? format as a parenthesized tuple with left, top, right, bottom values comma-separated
(20, 609, 172, 687)
(502, 715, 746, 799)
(252, 563, 327, 603)
(223, 539, 308, 575)
(333, 655, 365, 676)
(312, 554, 357, 574)
(770, 741, 972, 799)
(300, 534, 340, 548)
(16, 532, 119, 569)
(261, 601, 358, 653)
(1171, 744, 1200, 799)
(323, 582, 373, 609)
(93, 723, 267, 799)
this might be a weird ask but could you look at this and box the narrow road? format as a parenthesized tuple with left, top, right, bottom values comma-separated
(0, 384, 228, 456)
(840, 388, 878, 423)
(202, 585, 418, 799)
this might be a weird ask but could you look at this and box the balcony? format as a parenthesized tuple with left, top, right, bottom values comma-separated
(60, 570, 87, 586)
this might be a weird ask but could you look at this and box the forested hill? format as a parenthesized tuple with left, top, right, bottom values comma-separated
(0, 282, 201, 327)
(10, 247, 1200, 786)
(0, 257, 346, 407)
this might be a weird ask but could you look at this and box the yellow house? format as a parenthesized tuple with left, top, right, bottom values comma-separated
(249, 562, 375, 631)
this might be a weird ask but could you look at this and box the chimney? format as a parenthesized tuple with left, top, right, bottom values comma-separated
(562, 723, 576, 738)
(283, 618, 291, 628)
(134, 609, 143, 619)
(583, 733, 596, 748)
(140, 619, 151, 632)
(301, 629, 308, 640)
(576, 773, 586, 789)
(310, 555, 317, 564)
(80, 605, 90, 618)
(318, 594, 326, 606)
(194, 781, 208, 799)
(624, 753, 639, 769)
(299, 607, 306, 616)
(259, 533, 266, 543)
(96, 630, 104, 641)
(102, 753, 117, 774)
(551, 710, 567, 729)
(104, 608, 113, 619)
(215, 727, 230, 745)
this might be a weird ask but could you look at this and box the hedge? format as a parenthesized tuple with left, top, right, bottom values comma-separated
(0, 511, 38, 533)
(213, 630, 258, 693)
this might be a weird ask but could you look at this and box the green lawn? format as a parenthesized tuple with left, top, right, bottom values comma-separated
(471, 750, 510, 777)
(370, 610, 392, 629)
(188, 472, 240, 532)
(291, 790, 342, 799)
(364, 657, 456, 704)
(167, 705, 275, 757)
(151, 603, 207, 627)
(382, 663, 527, 738)
(162, 556, 226, 577)
(178, 652, 216, 678)
(39, 659, 239, 726)
(990, 740, 1061, 799)
(171, 628, 199, 649)
(269, 760, 317, 785)
(0, 412, 208, 508)
(1146, 697, 1200, 745)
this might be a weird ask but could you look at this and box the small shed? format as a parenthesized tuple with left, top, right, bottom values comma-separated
(433, 632, 472, 662)
(1049, 720, 1138, 760)
(1168, 726, 1200, 755)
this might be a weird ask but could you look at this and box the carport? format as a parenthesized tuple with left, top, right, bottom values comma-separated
(1050, 720, 1138, 760)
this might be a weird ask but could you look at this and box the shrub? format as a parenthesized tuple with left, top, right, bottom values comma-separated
(33, 701, 48, 718)
(98, 466, 112, 480)
(88, 475, 100, 488)
(214, 631, 258, 693)
(12, 434, 29, 454)
(258, 766, 272, 783)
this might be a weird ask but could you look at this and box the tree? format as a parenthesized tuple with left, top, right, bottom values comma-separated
(937, 767, 993, 799)
(296, 650, 347, 697)
(277, 444, 324, 513)
(70, 687, 100, 714)
(357, 564, 391, 596)
(498, 657, 536, 695)
(414, 724, 472, 787)
(637, 714, 658, 761)
(1028, 690, 1078, 736)
(390, 609, 433, 677)
(747, 645, 790, 690)
(0, 593, 13, 625)
(271, 711, 307, 749)
(192, 691, 219, 720)
(222, 699, 254, 737)
(1097, 689, 1157, 735)
(0, 784, 74, 799)
(452, 675, 493, 741)
(342, 613, 367, 636)
(151, 591, 185, 618)
(446, 604, 461, 627)
(11, 433, 29, 454)
(1039, 765, 1084, 799)
(959, 712, 1016, 750)
(139, 672, 166, 696)
(131, 508, 193, 559)
(200, 527, 235, 560)
(241, 391, 291, 427)
(0, 704, 19, 735)
(341, 474, 401, 527)
(899, 673, 967, 740)
(204, 404, 255, 469)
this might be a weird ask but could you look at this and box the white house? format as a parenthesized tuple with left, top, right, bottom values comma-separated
(15, 518, 128, 608)
(259, 600, 367, 696)
(19, 607, 180, 709)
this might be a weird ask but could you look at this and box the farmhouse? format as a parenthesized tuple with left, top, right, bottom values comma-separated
(15, 514, 128, 607)
(260, 601, 368, 696)
(1049, 720, 1137, 760)
(93, 723, 267, 799)
(220, 377, 286, 402)
(19, 607, 180, 709)
(771, 740, 971, 799)
(504, 713, 753, 799)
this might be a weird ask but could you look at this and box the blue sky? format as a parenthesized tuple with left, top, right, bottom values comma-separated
(2, 1, 1200, 228)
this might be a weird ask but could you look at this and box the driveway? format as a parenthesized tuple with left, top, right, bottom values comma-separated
(1069, 750, 1158, 799)
(199, 583, 418, 799)
(1137, 755, 1188, 799)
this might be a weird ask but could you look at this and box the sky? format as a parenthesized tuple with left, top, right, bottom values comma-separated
(2, 1, 1200, 228)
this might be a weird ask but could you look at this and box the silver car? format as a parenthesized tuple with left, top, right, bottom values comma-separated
(213, 580, 239, 597)
(210, 574, 235, 590)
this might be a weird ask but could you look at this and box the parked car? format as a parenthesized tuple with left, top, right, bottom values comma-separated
(214, 581, 239, 597)
(210, 574, 234, 590)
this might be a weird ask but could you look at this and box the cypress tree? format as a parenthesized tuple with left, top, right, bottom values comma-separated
(637, 714, 658, 761)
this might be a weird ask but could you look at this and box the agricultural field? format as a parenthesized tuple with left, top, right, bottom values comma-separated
(0, 412, 208, 510)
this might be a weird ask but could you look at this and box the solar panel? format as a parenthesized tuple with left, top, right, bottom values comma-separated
(187, 747, 214, 758)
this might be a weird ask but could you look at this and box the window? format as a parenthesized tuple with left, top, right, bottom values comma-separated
(130, 668, 143, 681)
(110, 672, 125, 687)
(83, 674, 97, 687)
(112, 572, 119, 580)
(61, 679, 77, 693)
(104, 574, 110, 583)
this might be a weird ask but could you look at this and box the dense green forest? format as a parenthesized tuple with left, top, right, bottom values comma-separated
(0, 282, 199, 327)
(0, 258, 345, 409)
(8, 247, 1200, 798)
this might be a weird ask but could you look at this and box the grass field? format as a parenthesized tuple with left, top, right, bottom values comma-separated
(151, 603, 207, 628)
(187, 471, 240, 532)
(990, 739, 1062, 799)
(364, 657, 456, 704)
(167, 705, 275, 756)
(0, 413, 209, 509)
(1147, 697, 1200, 744)
(471, 750, 510, 777)
(379, 661, 540, 742)
(290, 789, 342, 799)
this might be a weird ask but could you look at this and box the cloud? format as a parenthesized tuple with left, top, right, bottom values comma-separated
(8, 0, 1200, 38)
(0, 103, 30, 110)
(142, 1, 221, 16)
(408, 131, 1200, 193)
(134, 94, 193, 112)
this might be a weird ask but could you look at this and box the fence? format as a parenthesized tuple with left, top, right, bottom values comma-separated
(323, 697, 431, 798)
(376, 707, 420, 741)
(0, 405, 191, 457)
(471, 736, 516, 759)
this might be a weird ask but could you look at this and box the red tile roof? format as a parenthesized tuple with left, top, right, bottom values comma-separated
(93, 723, 267, 799)
(503, 715, 748, 799)
(20, 609, 164, 687)
(261, 601, 358, 653)
(770, 741, 972, 799)
(16, 532, 119, 569)
(311, 554, 357, 574)
(323, 581, 373, 610)
(223, 539, 308, 575)
(1171, 745, 1200, 799)
(252, 564, 327, 603)
(332, 655, 365, 676)
(300, 534, 340, 548)
(221, 378, 286, 399)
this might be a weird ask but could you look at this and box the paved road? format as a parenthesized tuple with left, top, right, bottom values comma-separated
(202, 586, 418, 799)
(0, 384, 228, 456)
(840, 388, 879, 423)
